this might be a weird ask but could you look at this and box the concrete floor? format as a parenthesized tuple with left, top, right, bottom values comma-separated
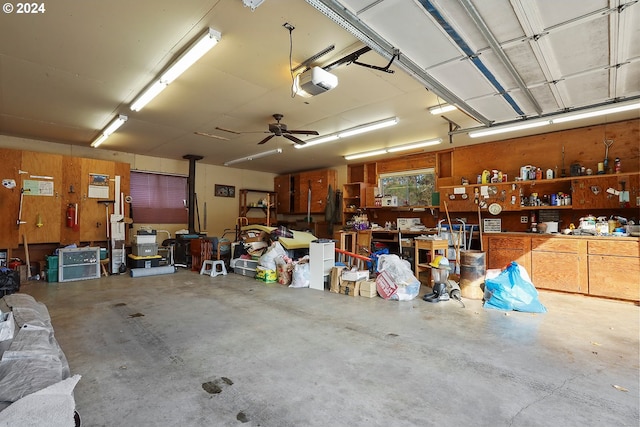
(19, 268, 639, 427)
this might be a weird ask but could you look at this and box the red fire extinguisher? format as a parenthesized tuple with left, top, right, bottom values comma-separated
(66, 204, 76, 228)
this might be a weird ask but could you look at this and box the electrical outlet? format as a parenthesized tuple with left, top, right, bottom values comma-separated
(521, 216, 528, 223)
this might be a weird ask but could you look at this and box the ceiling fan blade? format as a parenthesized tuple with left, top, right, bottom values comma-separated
(258, 134, 276, 145)
(288, 130, 319, 135)
(215, 126, 242, 134)
(194, 131, 229, 141)
(283, 134, 306, 145)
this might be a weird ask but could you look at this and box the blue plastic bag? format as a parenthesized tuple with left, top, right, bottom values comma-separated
(484, 262, 547, 313)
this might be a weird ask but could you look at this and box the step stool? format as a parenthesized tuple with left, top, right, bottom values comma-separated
(200, 260, 227, 277)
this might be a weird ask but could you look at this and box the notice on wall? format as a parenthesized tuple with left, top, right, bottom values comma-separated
(88, 173, 110, 198)
(23, 179, 54, 196)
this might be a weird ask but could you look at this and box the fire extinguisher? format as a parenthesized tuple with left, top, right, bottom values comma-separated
(66, 204, 76, 228)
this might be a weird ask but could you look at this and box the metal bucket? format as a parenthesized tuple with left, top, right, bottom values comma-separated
(459, 250, 486, 299)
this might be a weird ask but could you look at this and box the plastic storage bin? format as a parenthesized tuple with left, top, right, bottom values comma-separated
(132, 243, 158, 256)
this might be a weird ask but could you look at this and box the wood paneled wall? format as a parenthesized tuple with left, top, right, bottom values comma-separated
(0, 148, 129, 249)
(449, 119, 639, 183)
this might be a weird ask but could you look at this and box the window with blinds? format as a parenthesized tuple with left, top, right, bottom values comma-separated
(130, 171, 188, 224)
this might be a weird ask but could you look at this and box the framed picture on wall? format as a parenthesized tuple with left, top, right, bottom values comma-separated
(215, 184, 235, 198)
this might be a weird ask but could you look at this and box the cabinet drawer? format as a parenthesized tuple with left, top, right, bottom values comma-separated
(588, 240, 640, 257)
(531, 237, 583, 253)
(488, 236, 528, 250)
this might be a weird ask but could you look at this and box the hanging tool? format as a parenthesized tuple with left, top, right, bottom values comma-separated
(478, 206, 483, 251)
(23, 234, 31, 279)
(603, 139, 614, 171)
(16, 188, 27, 227)
(307, 180, 312, 224)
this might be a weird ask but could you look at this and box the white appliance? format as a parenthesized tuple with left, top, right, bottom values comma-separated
(297, 67, 338, 96)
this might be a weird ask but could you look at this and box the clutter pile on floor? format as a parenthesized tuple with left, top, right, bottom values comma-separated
(0, 293, 80, 426)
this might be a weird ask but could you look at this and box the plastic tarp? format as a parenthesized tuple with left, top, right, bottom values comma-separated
(483, 262, 547, 313)
(0, 294, 70, 403)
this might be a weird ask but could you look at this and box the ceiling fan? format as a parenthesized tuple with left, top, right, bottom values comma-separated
(216, 113, 319, 145)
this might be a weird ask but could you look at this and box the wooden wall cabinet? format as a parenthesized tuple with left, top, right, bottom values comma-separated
(293, 169, 337, 214)
(274, 174, 292, 214)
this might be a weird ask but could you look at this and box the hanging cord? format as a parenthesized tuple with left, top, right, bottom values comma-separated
(284, 23, 297, 98)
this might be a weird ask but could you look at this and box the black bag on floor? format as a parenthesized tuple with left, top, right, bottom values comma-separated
(0, 268, 20, 297)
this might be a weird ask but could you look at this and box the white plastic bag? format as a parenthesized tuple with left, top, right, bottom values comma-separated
(376, 254, 420, 301)
(289, 257, 310, 288)
(259, 241, 287, 271)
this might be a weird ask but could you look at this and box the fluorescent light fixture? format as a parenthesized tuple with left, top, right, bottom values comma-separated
(295, 117, 399, 149)
(130, 81, 167, 112)
(344, 149, 388, 161)
(469, 120, 550, 138)
(130, 28, 221, 112)
(387, 138, 442, 152)
(295, 134, 340, 148)
(224, 148, 282, 166)
(551, 101, 640, 124)
(91, 114, 128, 147)
(429, 104, 457, 115)
(343, 137, 442, 160)
(339, 117, 398, 138)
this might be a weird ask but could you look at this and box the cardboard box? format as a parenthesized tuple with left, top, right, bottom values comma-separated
(375, 270, 397, 299)
(256, 266, 276, 283)
(341, 269, 369, 281)
(358, 279, 378, 298)
(339, 280, 360, 296)
(330, 266, 346, 293)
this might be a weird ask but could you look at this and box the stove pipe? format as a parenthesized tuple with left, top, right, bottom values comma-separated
(182, 154, 203, 234)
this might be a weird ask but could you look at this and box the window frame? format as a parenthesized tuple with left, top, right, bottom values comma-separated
(378, 168, 436, 207)
(129, 171, 188, 224)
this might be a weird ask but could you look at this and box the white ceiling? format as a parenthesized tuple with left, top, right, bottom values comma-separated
(1, 0, 638, 174)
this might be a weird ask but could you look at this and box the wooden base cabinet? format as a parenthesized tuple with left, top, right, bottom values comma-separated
(485, 234, 639, 301)
(587, 240, 640, 301)
(485, 235, 531, 273)
(530, 238, 587, 294)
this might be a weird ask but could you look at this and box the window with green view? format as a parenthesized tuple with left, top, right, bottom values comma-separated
(378, 168, 436, 207)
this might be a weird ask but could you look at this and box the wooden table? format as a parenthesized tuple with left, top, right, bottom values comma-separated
(414, 237, 449, 285)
